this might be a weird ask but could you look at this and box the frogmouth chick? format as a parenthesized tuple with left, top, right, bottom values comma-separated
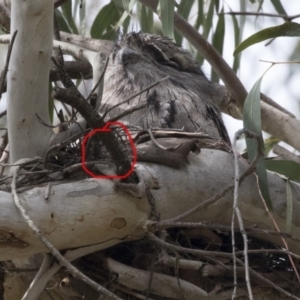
(101, 31, 230, 144)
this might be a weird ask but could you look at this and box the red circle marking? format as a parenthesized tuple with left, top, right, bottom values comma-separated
(81, 122, 137, 179)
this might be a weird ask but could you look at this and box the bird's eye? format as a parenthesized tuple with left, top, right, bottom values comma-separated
(143, 44, 180, 70)
(143, 44, 167, 63)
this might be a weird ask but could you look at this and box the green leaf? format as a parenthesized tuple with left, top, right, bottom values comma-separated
(214, 0, 219, 13)
(266, 160, 300, 182)
(114, 0, 137, 30)
(285, 180, 293, 234)
(90, 2, 121, 40)
(61, 1, 79, 34)
(137, 3, 153, 33)
(203, 0, 214, 39)
(270, 0, 287, 15)
(243, 74, 273, 210)
(211, 9, 225, 82)
(264, 136, 280, 156)
(113, 0, 124, 9)
(234, 22, 300, 55)
(158, 0, 175, 40)
(122, 0, 130, 12)
(194, 0, 204, 29)
(55, 9, 71, 33)
(231, 12, 240, 73)
(175, 0, 194, 45)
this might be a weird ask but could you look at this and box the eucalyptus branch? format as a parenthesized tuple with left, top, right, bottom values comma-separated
(11, 162, 121, 300)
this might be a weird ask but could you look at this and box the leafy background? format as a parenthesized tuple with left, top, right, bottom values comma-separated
(59, 0, 300, 151)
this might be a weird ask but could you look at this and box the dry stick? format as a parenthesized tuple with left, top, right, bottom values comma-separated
(232, 129, 261, 300)
(11, 163, 121, 300)
(273, 144, 300, 164)
(0, 156, 41, 167)
(116, 284, 156, 300)
(0, 30, 17, 99)
(109, 102, 147, 121)
(156, 221, 300, 244)
(52, 86, 133, 176)
(148, 128, 181, 151)
(236, 258, 300, 300)
(23, 254, 53, 300)
(149, 233, 300, 300)
(256, 174, 300, 283)
(160, 184, 234, 224)
(86, 56, 109, 103)
(238, 131, 300, 284)
(103, 76, 169, 118)
(51, 57, 133, 177)
(223, 11, 300, 21)
(148, 232, 233, 258)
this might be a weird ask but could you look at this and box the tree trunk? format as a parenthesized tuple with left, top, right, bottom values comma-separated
(7, 0, 53, 163)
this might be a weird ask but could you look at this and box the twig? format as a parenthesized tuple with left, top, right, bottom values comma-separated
(0, 156, 41, 167)
(109, 102, 147, 122)
(260, 59, 300, 65)
(158, 129, 263, 227)
(22, 254, 53, 300)
(51, 57, 133, 178)
(236, 258, 300, 300)
(86, 57, 109, 103)
(148, 128, 181, 151)
(256, 173, 300, 283)
(155, 220, 300, 243)
(116, 284, 156, 300)
(236, 249, 300, 259)
(223, 11, 300, 21)
(159, 183, 234, 224)
(273, 144, 300, 164)
(148, 232, 233, 258)
(50, 60, 92, 81)
(237, 130, 300, 285)
(0, 30, 17, 99)
(11, 162, 121, 300)
(36, 112, 71, 129)
(232, 129, 255, 300)
(149, 233, 300, 300)
(103, 76, 169, 118)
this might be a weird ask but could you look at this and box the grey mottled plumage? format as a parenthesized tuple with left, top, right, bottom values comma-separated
(101, 32, 230, 144)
